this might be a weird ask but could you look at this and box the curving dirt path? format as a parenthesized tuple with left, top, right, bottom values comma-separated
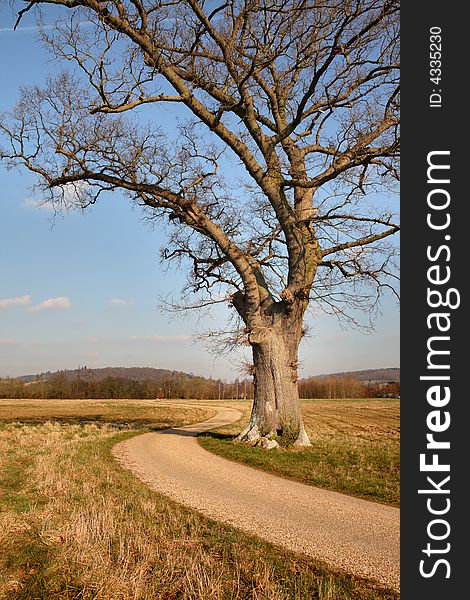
(112, 405, 400, 592)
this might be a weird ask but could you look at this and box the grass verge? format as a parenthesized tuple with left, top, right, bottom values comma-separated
(0, 402, 398, 599)
(198, 399, 400, 506)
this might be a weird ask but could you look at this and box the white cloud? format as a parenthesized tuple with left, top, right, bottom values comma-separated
(58, 182, 91, 208)
(0, 339, 17, 345)
(21, 197, 55, 212)
(21, 181, 92, 213)
(0, 295, 31, 309)
(129, 335, 191, 342)
(110, 298, 134, 307)
(0, 24, 56, 34)
(0, 21, 93, 35)
(27, 297, 72, 313)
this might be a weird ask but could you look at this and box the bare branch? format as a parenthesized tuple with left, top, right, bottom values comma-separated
(3, 0, 400, 329)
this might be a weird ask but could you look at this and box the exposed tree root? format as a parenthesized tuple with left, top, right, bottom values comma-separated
(236, 422, 311, 449)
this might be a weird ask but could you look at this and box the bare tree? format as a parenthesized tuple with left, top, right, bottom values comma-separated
(1, 0, 399, 446)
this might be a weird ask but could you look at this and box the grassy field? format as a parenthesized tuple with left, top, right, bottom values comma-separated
(0, 399, 398, 599)
(198, 399, 400, 506)
(0, 398, 216, 429)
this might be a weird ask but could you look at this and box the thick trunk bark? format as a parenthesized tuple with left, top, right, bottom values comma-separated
(237, 322, 311, 447)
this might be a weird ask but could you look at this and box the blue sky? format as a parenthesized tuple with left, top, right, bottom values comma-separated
(0, 5, 399, 380)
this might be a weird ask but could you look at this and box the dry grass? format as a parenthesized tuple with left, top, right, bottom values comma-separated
(0, 398, 215, 429)
(198, 399, 400, 506)
(0, 401, 398, 600)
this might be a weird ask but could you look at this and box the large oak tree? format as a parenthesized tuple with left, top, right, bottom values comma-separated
(1, 0, 399, 446)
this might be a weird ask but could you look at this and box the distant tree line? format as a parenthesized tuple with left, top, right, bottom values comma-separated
(0, 371, 399, 400)
(298, 376, 400, 399)
(0, 372, 250, 400)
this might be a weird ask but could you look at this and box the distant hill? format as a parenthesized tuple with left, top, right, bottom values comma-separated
(311, 368, 400, 383)
(16, 367, 202, 384)
(16, 366, 399, 384)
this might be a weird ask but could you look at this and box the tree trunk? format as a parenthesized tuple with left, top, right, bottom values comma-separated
(237, 320, 311, 447)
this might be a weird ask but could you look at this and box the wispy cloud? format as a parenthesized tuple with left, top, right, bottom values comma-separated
(129, 335, 191, 342)
(0, 21, 93, 35)
(21, 181, 90, 211)
(21, 197, 55, 212)
(0, 24, 55, 34)
(110, 298, 134, 307)
(27, 297, 72, 313)
(0, 295, 31, 309)
(0, 339, 17, 345)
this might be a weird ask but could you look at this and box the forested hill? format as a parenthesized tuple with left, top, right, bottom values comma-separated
(10, 367, 226, 400)
(17, 366, 399, 384)
(17, 367, 199, 384)
(3, 366, 399, 400)
(313, 368, 400, 383)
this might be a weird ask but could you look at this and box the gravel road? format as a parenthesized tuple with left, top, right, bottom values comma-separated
(112, 405, 400, 592)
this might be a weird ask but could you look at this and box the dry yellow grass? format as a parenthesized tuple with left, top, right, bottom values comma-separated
(187, 398, 399, 439)
(301, 399, 400, 439)
(0, 400, 398, 599)
(0, 398, 215, 429)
